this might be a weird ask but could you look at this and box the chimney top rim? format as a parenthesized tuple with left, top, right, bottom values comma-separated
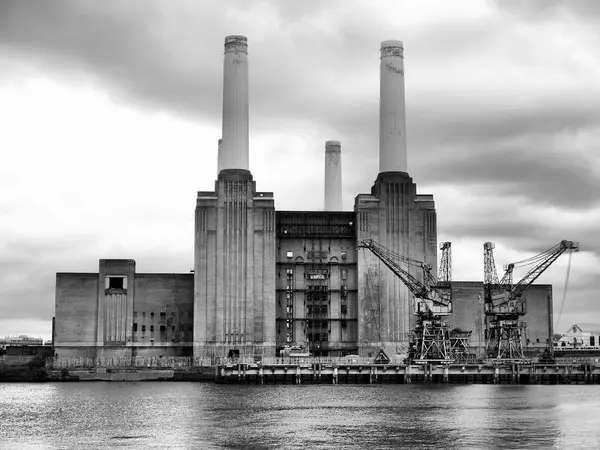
(225, 35, 247, 42)
(381, 40, 404, 49)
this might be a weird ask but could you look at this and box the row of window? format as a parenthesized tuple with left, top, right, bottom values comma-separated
(133, 311, 175, 319)
(284, 251, 348, 259)
(306, 320, 329, 329)
(307, 305, 328, 314)
(307, 333, 328, 342)
(132, 324, 188, 333)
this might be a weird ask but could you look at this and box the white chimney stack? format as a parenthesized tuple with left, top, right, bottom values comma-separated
(217, 138, 223, 173)
(221, 35, 249, 171)
(379, 40, 407, 173)
(324, 140, 342, 211)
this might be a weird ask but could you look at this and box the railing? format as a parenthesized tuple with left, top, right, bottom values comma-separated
(219, 356, 383, 366)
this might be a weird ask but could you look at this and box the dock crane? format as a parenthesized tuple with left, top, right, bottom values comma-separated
(483, 240, 579, 361)
(358, 239, 453, 362)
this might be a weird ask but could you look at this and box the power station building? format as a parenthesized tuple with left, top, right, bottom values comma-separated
(54, 36, 553, 360)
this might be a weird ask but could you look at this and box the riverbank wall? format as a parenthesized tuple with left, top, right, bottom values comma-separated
(2, 355, 599, 384)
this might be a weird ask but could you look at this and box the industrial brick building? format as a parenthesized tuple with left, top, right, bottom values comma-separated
(54, 36, 553, 360)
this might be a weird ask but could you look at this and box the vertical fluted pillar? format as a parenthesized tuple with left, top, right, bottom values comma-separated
(324, 140, 342, 211)
(221, 35, 249, 171)
(379, 40, 407, 173)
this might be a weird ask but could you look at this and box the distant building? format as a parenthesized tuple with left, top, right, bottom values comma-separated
(1, 335, 44, 346)
(555, 324, 600, 350)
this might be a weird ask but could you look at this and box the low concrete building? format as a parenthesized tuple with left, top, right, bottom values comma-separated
(55, 260, 194, 358)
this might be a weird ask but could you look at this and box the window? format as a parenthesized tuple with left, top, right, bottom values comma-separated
(341, 269, 348, 280)
(286, 320, 292, 329)
(160, 312, 166, 318)
(108, 277, 124, 290)
(591, 336, 596, 346)
(341, 305, 348, 315)
(141, 325, 146, 332)
(286, 251, 293, 258)
(150, 312, 154, 319)
(104, 276, 127, 291)
(150, 325, 154, 332)
(172, 326, 175, 332)
(133, 323, 138, 332)
(341, 252, 347, 260)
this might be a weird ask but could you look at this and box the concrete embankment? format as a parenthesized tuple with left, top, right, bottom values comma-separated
(1, 355, 217, 382)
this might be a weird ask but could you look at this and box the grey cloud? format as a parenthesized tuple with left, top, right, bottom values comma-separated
(0, 0, 225, 119)
(420, 141, 600, 209)
(0, 234, 193, 323)
(495, 0, 600, 21)
(441, 207, 599, 260)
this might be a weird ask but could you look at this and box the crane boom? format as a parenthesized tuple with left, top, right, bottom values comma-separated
(357, 239, 448, 307)
(493, 240, 579, 308)
(512, 240, 579, 297)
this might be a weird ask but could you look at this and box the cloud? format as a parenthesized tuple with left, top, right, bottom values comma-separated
(0, 0, 599, 339)
(495, 0, 600, 22)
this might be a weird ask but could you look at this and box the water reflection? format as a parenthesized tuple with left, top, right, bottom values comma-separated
(0, 383, 599, 449)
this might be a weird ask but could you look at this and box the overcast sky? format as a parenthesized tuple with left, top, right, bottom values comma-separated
(1, 0, 598, 340)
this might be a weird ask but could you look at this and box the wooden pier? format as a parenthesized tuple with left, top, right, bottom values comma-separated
(216, 360, 600, 385)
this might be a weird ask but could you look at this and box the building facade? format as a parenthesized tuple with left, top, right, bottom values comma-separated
(53, 36, 553, 360)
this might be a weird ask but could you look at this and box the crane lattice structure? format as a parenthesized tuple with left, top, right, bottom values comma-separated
(483, 240, 579, 362)
(438, 242, 473, 362)
(358, 239, 454, 362)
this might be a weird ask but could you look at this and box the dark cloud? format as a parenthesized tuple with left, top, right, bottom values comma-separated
(441, 206, 599, 259)
(0, 0, 224, 119)
(420, 141, 600, 209)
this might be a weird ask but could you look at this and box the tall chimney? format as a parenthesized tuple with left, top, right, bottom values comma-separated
(379, 40, 407, 173)
(217, 138, 223, 173)
(324, 140, 342, 211)
(221, 35, 249, 171)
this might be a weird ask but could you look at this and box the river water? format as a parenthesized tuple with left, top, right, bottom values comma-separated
(1, 383, 599, 449)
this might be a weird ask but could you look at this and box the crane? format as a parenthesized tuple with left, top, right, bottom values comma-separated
(483, 240, 579, 361)
(358, 239, 453, 362)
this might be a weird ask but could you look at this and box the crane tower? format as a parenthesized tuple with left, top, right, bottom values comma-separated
(483, 240, 579, 361)
(358, 239, 454, 362)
